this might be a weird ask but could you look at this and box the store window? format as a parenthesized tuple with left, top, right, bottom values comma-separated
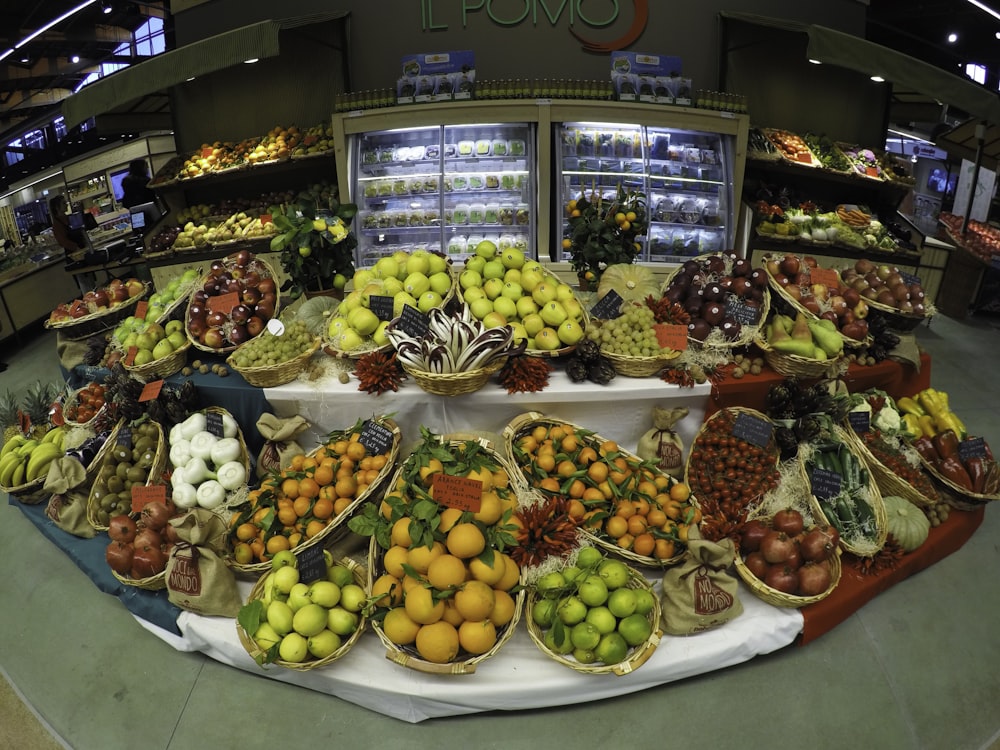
(23, 129, 46, 151)
(966, 63, 987, 84)
(53, 117, 67, 142)
(134, 16, 166, 57)
(4, 139, 24, 167)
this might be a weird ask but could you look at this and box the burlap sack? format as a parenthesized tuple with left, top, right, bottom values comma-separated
(636, 406, 689, 478)
(44, 456, 95, 538)
(660, 535, 743, 635)
(255, 413, 311, 479)
(165, 509, 242, 617)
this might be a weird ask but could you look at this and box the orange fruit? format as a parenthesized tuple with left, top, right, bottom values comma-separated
(633, 533, 655, 557)
(382, 607, 420, 645)
(473, 491, 503, 525)
(414, 620, 459, 664)
(235, 522, 257, 542)
(371, 574, 403, 607)
(646, 508, 668, 528)
(426, 554, 468, 590)
(669, 482, 691, 502)
(346, 441, 367, 462)
(489, 589, 516, 627)
(404, 584, 445, 625)
(391, 517, 414, 548)
(605, 515, 628, 538)
(577, 446, 599, 465)
(446, 523, 486, 559)
(458, 619, 497, 656)
(305, 519, 326, 539)
(382, 545, 410, 578)
(333, 497, 353, 515)
(277, 506, 298, 527)
(468, 553, 506, 586)
(335, 475, 358, 499)
(265, 534, 290, 555)
(539, 477, 561, 493)
(312, 497, 334, 520)
(438, 506, 464, 533)
(616, 533, 635, 549)
(332, 439, 350, 456)
(535, 453, 556, 474)
(654, 538, 676, 560)
(313, 464, 334, 486)
(587, 461, 609, 484)
(289, 454, 306, 471)
(293, 496, 312, 518)
(287, 531, 303, 548)
(408, 541, 445, 574)
(494, 554, 520, 591)
(567, 499, 586, 520)
(280, 478, 299, 499)
(615, 500, 636, 519)
(627, 514, 648, 536)
(454, 580, 495, 621)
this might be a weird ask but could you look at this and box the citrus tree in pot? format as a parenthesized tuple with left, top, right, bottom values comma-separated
(270, 198, 358, 300)
(564, 183, 647, 290)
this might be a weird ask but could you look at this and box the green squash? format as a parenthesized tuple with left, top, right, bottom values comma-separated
(882, 494, 930, 552)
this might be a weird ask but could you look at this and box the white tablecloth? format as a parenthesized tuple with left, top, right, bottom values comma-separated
(134, 577, 801, 723)
(263, 369, 712, 456)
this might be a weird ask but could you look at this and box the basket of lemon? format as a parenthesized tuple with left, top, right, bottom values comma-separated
(526, 545, 661, 675)
(349, 428, 526, 674)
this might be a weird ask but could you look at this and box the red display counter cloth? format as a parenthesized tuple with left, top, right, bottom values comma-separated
(798, 504, 984, 645)
(708, 353, 932, 416)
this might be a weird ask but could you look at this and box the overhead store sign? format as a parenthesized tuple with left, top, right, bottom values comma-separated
(420, 0, 649, 53)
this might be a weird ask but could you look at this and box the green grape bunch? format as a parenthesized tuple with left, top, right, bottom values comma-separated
(586, 305, 672, 357)
(230, 319, 315, 368)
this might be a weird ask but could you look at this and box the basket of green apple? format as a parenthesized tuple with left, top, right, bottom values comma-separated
(147, 267, 203, 325)
(117, 317, 191, 380)
(456, 239, 590, 358)
(226, 318, 321, 387)
(323, 249, 457, 359)
(526, 545, 662, 675)
(236, 552, 367, 671)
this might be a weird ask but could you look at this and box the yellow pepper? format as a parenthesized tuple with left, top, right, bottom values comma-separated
(896, 397, 926, 417)
(935, 412, 965, 439)
(902, 413, 923, 439)
(918, 414, 937, 437)
(917, 389, 946, 420)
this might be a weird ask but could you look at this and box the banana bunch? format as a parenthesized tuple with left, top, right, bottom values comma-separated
(0, 427, 66, 488)
(387, 304, 525, 374)
(836, 205, 872, 229)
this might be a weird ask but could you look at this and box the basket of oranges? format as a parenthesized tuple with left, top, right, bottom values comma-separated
(226, 416, 400, 577)
(503, 412, 700, 567)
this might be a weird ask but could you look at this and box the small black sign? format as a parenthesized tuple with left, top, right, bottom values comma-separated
(116, 426, 132, 448)
(726, 295, 763, 326)
(848, 410, 871, 434)
(899, 270, 922, 286)
(205, 411, 225, 438)
(359, 419, 395, 456)
(296, 544, 327, 584)
(398, 305, 430, 338)
(958, 436, 988, 461)
(369, 295, 395, 322)
(732, 411, 773, 448)
(810, 466, 842, 500)
(590, 290, 624, 320)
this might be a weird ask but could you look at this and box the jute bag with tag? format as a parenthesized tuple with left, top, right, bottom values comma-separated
(44, 456, 95, 538)
(660, 533, 743, 635)
(165, 509, 242, 617)
(255, 413, 311, 480)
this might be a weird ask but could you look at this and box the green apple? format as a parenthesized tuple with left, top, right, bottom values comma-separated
(562, 298, 584, 321)
(372, 320, 391, 346)
(555, 283, 576, 302)
(522, 260, 544, 275)
(151, 338, 175, 361)
(327, 564, 354, 588)
(347, 307, 380, 336)
(339, 584, 367, 612)
(374, 256, 400, 280)
(278, 632, 309, 663)
(557, 318, 585, 345)
(403, 272, 430, 298)
(333, 273, 348, 290)
(292, 603, 329, 637)
(492, 296, 517, 321)
(253, 622, 282, 651)
(522, 313, 545, 337)
(181, 268, 200, 282)
(532, 281, 558, 305)
(308, 580, 341, 608)
(336, 329, 363, 352)
(145, 306, 164, 323)
(501, 247, 525, 269)
(503, 268, 522, 284)
(392, 292, 419, 317)
(267, 600, 295, 635)
(287, 582, 313, 613)
(327, 606, 359, 636)
(327, 315, 350, 339)
(482, 311, 508, 329)
(165, 319, 184, 336)
(359, 281, 386, 306)
(482, 260, 505, 280)
(509, 321, 529, 342)
(428, 271, 452, 296)
(515, 296, 539, 319)
(307, 629, 342, 659)
(132, 349, 154, 366)
(271, 550, 297, 571)
(407, 250, 431, 275)
(462, 286, 486, 304)
(459, 269, 482, 290)
(135, 332, 156, 352)
(352, 268, 375, 289)
(474, 239, 498, 259)
(417, 290, 443, 313)
(483, 277, 504, 300)
(469, 297, 494, 320)
(382, 277, 404, 297)
(465, 255, 487, 274)
(427, 253, 448, 275)
(539, 300, 568, 327)
(501, 281, 523, 300)
(339, 290, 364, 313)
(533, 327, 561, 350)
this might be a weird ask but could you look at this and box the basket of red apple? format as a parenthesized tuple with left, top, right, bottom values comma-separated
(838, 258, 933, 332)
(45, 277, 150, 340)
(185, 249, 280, 354)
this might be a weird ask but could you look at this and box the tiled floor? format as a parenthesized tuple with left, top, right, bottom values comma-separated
(1, 313, 999, 750)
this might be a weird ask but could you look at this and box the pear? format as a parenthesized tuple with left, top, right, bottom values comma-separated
(769, 316, 816, 358)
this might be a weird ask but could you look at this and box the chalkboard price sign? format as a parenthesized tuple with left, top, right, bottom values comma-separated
(732, 411, 773, 448)
(810, 467, 842, 500)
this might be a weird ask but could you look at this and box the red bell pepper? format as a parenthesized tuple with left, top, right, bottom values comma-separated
(912, 436, 940, 465)
(940, 455, 974, 492)
(966, 457, 987, 494)
(932, 430, 960, 459)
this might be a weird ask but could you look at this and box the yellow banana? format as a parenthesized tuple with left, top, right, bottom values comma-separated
(0, 435, 25, 459)
(0, 454, 21, 485)
(26, 443, 61, 482)
(10, 458, 26, 487)
(16, 440, 39, 458)
(42, 427, 65, 445)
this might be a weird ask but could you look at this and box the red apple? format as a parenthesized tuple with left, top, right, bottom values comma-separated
(246, 316, 265, 337)
(257, 278, 277, 295)
(124, 278, 145, 298)
(802, 297, 821, 315)
(202, 327, 225, 349)
(811, 283, 830, 302)
(206, 311, 227, 328)
(853, 300, 869, 319)
(780, 255, 801, 277)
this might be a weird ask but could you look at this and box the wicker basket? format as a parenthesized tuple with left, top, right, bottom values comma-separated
(123, 338, 191, 380)
(587, 319, 682, 377)
(503, 411, 691, 567)
(762, 255, 870, 350)
(402, 358, 504, 397)
(659, 253, 770, 349)
(235, 556, 367, 671)
(112, 565, 167, 590)
(756, 338, 848, 379)
(185, 253, 280, 355)
(735, 547, 842, 608)
(801, 425, 888, 557)
(60, 386, 107, 430)
(914, 454, 1000, 507)
(44, 283, 150, 341)
(227, 338, 321, 387)
(226, 416, 401, 578)
(863, 296, 933, 332)
(525, 564, 661, 674)
(0, 430, 62, 503)
(839, 427, 939, 509)
(86, 419, 168, 532)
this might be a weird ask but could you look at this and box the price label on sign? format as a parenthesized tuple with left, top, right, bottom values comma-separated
(865, 166, 879, 178)
(796, 152, 813, 164)
(725, 295, 763, 326)
(732, 412, 773, 448)
(432, 473, 482, 513)
(369, 295, 395, 321)
(848, 410, 870, 433)
(810, 467, 842, 500)
(116, 426, 132, 448)
(206, 410, 225, 438)
(398, 305, 430, 339)
(135, 301, 148, 320)
(654, 324, 688, 351)
(139, 380, 164, 402)
(202, 147, 213, 158)
(958, 437, 988, 461)
(899, 271, 922, 286)
(208, 292, 240, 314)
(590, 290, 624, 320)
(131, 483, 166, 513)
(125, 346, 138, 367)
(296, 544, 328, 584)
(359, 420, 394, 456)
(810, 267, 840, 289)
(260, 214, 272, 225)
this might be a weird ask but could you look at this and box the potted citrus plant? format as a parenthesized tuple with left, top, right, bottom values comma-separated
(564, 184, 646, 290)
(270, 198, 358, 300)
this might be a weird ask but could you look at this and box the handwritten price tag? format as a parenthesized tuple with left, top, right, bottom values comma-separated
(135, 301, 148, 320)
(654, 324, 688, 351)
(139, 380, 164, 402)
(359, 420, 394, 455)
(432, 473, 482, 513)
(208, 292, 240, 314)
(848, 410, 871, 433)
(590, 290, 624, 320)
(369, 295, 395, 321)
(125, 346, 138, 366)
(810, 467, 842, 500)
(296, 545, 327, 584)
(810, 267, 840, 289)
(732, 412, 773, 448)
(206, 410, 225, 438)
(131, 484, 166, 513)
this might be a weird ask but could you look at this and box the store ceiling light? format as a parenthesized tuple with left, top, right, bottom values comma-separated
(947, 32, 959, 43)
(808, 58, 822, 65)
(102, 1, 113, 14)
(0, 0, 99, 63)
(871, 75, 886, 82)
(70, 55, 80, 63)
(965, 0, 1000, 22)
(243, 58, 259, 64)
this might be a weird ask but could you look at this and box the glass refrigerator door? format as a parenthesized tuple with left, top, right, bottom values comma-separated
(556, 122, 735, 263)
(354, 125, 444, 268)
(645, 126, 733, 263)
(442, 123, 534, 261)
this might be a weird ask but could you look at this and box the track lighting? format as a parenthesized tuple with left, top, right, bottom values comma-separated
(102, 1, 113, 14)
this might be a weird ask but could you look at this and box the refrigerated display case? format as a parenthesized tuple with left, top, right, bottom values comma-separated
(556, 121, 738, 263)
(345, 119, 535, 267)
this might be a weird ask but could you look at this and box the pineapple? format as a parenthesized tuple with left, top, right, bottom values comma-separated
(24, 381, 57, 439)
(0, 389, 21, 444)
